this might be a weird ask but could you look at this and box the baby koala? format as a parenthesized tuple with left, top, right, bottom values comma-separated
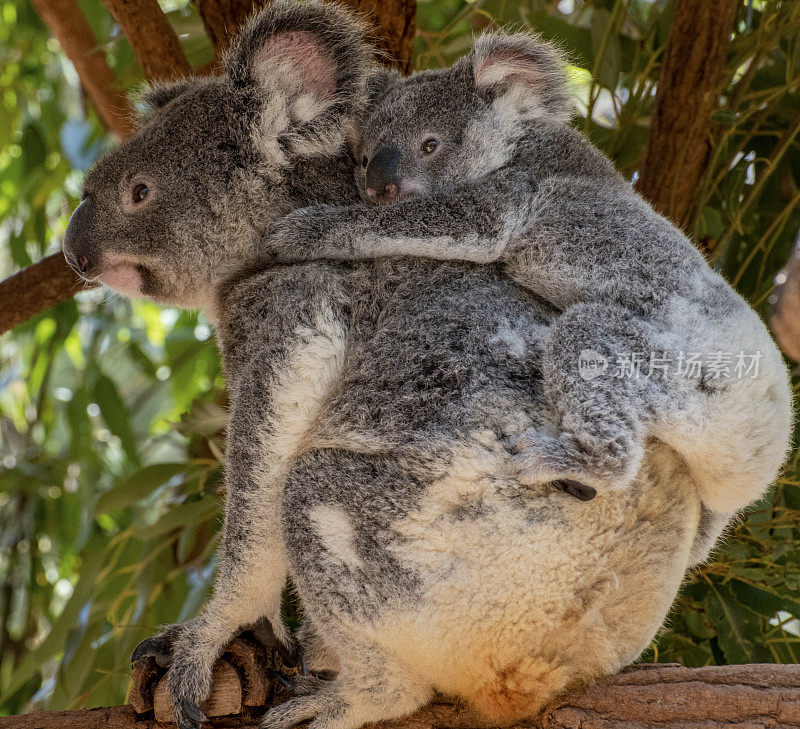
(268, 31, 792, 514)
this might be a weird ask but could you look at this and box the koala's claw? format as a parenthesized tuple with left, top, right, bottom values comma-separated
(553, 478, 596, 501)
(268, 668, 294, 691)
(177, 697, 208, 727)
(131, 629, 179, 667)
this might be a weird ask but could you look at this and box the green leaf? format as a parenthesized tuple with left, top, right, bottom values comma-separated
(94, 463, 188, 515)
(140, 496, 220, 538)
(705, 580, 772, 664)
(590, 8, 622, 90)
(93, 374, 140, 467)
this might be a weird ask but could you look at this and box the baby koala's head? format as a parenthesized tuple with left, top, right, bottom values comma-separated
(355, 32, 570, 205)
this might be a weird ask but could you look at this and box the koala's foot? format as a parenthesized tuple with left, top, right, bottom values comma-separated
(512, 428, 640, 494)
(261, 658, 429, 729)
(244, 616, 306, 673)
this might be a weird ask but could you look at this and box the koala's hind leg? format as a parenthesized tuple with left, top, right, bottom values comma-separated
(513, 302, 657, 494)
(261, 645, 430, 729)
(296, 617, 342, 677)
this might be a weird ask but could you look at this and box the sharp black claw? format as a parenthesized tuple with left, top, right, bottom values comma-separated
(180, 698, 207, 724)
(131, 639, 155, 666)
(267, 668, 294, 691)
(554, 479, 596, 501)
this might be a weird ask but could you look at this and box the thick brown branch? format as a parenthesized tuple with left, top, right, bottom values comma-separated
(30, 0, 134, 138)
(341, 0, 417, 75)
(2, 663, 800, 729)
(0, 253, 97, 334)
(634, 0, 738, 230)
(102, 0, 192, 81)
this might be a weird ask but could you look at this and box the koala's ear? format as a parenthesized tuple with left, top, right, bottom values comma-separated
(137, 79, 204, 112)
(225, 0, 375, 156)
(468, 33, 571, 122)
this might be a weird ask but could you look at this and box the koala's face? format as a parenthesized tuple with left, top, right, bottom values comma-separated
(355, 33, 570, 206)
(355, 69, 486, 204)
(62, 0, 374, 311)
(65, 80, 268, 309)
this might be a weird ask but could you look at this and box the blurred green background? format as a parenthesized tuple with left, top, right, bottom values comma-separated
(1, 0, 799, 714)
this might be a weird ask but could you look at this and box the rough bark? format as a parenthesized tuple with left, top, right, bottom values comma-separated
(770, 235, 800, 362)
(0, 253, 97, 334)
(29, 0, 134, 138)
(102, 0, 193, 82)
(634, 0, 738, 231)
(194, 0, 270, 61)
(340, 0, 417, 75)
(2, 663, 800, 729)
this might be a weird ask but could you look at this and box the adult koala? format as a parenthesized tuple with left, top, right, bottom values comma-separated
(64, 2, 703, 728)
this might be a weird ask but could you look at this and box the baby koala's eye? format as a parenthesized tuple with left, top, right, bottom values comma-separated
(361, 156, 368, 168)
(131, 183, 150, 204)
(420, 138, 439, 155)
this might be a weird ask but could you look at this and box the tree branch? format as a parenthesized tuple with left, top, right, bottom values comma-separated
(0, 253, 97, 334)
(101, 0, 192, 82)
(194, 0, 417, 73)
(634, 0, 739, 232)
(194, 0, 269, 62)
(2, 663, 800, 728)
(29, 0, 135, 138)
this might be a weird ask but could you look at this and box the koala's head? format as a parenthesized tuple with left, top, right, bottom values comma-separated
(355, 32, 570, 205)
(63, 0, 373, 312)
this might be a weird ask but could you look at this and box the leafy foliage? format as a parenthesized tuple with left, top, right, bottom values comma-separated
(0, 0, 799, 714)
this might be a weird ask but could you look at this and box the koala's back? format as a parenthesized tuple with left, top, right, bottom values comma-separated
(318, 259, 555, 448)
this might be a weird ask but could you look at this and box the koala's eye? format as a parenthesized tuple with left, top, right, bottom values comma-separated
(420, 138, 439, 155)
(361, 155, 368, 168)
(131, 183, 150, 204)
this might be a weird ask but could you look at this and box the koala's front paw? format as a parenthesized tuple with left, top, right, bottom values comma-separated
(267, 206, 336, 263)
(165, 647, 214, 729)
(131, 623, 183, 667)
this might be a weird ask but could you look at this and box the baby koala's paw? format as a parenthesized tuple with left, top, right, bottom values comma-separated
(511, 428, 637, 497)
(267, 205, 339, 263)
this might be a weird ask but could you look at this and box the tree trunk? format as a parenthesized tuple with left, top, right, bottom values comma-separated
(634, 0, 739, 233)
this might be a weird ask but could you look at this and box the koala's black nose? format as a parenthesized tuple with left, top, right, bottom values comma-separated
(365, 146, 402, 201)
(63, 198, 97, 277)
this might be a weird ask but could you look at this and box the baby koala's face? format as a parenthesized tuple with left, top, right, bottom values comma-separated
(355, 69, 491, 205)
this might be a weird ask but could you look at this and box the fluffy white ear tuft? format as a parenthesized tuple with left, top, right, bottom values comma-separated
(470, 33, 571, 122)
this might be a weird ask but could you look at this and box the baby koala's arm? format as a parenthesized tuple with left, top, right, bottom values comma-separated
(267, 166, 533, 265)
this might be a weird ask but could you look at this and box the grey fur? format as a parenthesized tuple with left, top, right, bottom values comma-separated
(267, 30, 793, 516)
(60, 6, 758, 729)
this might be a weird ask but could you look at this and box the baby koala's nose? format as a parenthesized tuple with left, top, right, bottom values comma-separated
(366, 183, 398, 203)
(365, 146, 402, 203)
